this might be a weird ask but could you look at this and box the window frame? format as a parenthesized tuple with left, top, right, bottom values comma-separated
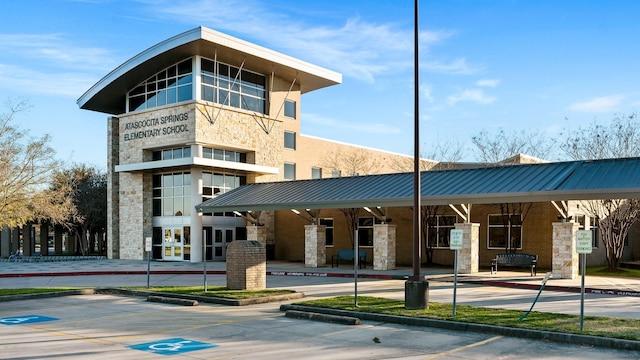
(320, 218, 334, 247)
(284, 163, 296, 180)
(426, 215, 458, 249)
(284, 99, 296, 119)
(284, 131, 296, 150)
(487, 213, 522, 250)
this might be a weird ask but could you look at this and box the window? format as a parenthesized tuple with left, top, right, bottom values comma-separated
(320, 218, 334, 246)
(201, 58, 266, 114)
(284, 131, 296, 150)
(152, 172, 191, 217)
(331, 169, 341, 177)
(202, 147, 246, 163)
(201, 172, 246, 216)
(488, 214, 522, 250)
(427, 215, 457, 248)
(128, 59, 193, 112)
(284, 163, 296, 180)
(576, 215, 599, 248)
(311, 167, 322, 179)
(152, 146, 191, 161)
(284, 99, 296, 118)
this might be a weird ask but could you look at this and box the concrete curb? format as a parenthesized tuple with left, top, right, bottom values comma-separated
(96, 288, 305, 306)
(285, 309, 360, 325)
(147, 295, 199, 306)
(0, 289, 97, 302)
(280, 304, 640, 351)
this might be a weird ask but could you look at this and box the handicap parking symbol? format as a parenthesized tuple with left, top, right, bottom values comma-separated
(129, 338, 218, 356)
(0, 315, 58, 326)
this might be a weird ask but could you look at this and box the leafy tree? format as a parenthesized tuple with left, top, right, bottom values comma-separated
(560, 113, 640, 270)
(0, 99, 75, 229)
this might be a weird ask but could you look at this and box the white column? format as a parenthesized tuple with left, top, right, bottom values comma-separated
(190, 168, 203, 263)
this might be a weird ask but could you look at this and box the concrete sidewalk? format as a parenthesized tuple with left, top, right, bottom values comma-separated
(1, 258, 639, 296)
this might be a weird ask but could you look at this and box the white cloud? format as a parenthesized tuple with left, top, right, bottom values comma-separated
(422, 58, 483, 75)
(447, 89, 495, 105)
(569, 94, 626, 112)
(420, 84, 434, 102)
(0, 64, 95, 97)
(476, 79, 500, 88)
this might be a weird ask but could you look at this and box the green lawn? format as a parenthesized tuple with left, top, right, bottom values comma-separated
(0, 288, 76, 296)
(295, 295, 640, 341)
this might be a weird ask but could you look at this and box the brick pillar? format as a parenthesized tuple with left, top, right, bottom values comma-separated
(226, 240, 266, 290)
(304, 224, 326, 268)
(247, 225, 267, 246)
(455, 223, 480, 274)
(553, 221, 579, 279)
(39, 224, 49, 256)
(373, 224, 396, 270)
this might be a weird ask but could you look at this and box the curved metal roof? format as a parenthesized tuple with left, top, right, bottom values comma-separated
(78, 26, 342, 115)
(195, 157, 640, 213)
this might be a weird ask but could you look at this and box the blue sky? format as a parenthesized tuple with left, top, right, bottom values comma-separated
(2, 0, 640, 168)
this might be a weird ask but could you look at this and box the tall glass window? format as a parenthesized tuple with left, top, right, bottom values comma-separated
(128, 59, 193, 112)
(427, 215, 457, 248)
(488, 214, 522, 250)
(152, 172, 191, 217)
(201, 58, 266, 114)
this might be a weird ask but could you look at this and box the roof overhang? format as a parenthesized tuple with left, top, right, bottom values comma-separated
(78, 26, 342, 115)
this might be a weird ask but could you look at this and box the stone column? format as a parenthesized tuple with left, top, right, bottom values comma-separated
(304, 224, 326, 268)
(11, 227, 20, 254)
(190, 169, 203, 263)
(373, 224, 396, 270)
(226, 240, 266, 290)
(247, 225, 267, 246)
(107, 116, 120, 259)
(553, 221, 580, 279)
(455, 222, 480, 274)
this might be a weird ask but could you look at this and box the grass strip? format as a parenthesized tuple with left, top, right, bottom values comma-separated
(295, 296, 640, 341)
(132, 286, 295, 300)
(0, 288, 77, 296)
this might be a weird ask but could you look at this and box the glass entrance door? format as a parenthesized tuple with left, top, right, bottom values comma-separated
(213, 228, 234, 261)
(163, 228, 183, 261)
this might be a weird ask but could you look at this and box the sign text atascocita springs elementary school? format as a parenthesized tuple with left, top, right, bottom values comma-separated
(123, 112, 190, 141)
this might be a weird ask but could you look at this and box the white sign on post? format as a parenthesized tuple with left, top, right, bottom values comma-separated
(450, 229, 463, 250)
(145, 237, 152, 252)
(576, 230, 592, 254)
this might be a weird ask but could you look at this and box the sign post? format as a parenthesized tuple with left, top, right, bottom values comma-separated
(145, 237, 152, 288)
(576, 229, 592, 331)
(449, 229, 464, 316)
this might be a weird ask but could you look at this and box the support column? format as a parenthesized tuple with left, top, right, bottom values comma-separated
(455, 222, 480, 274)
(67, 233, 76, 255)
(40, 224, 49, 256)
(373, 224, 396, 270)
(23, 224, 33, 256)
(11, 227, 20, 254)
(190, 169, 203, 263)
(553, 221, 580, 279)
(54, 227, 63, 254)
(247, 225, 267, 246)
(304, 224, 326, 268)
(0, 228, 9, 258)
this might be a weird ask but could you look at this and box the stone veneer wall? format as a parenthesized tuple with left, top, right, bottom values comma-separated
(226, 240, 266, 290)
(304, 225, 326, 268)
(373, 224, 396, 270)
(455, 223, 480, 274)
(552, 221, 579, 279)
(107, 116, 120, 259)
(247, 225, 267, 246)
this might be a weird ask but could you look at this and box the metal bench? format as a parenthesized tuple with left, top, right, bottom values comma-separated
(331, 249, 367, 269)
(491, 253, 537, 276)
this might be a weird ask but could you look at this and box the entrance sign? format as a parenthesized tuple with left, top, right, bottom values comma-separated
(0, 315, 58, 325)
(576, 230, 592, 254)
(129, 338, 217, 356)
(450, 229, 463, 250)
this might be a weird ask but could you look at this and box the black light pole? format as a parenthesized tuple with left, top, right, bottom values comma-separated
(405, 0, 429, 309)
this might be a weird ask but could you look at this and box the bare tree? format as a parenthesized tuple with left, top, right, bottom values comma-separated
(321, 148, 382, 176)
(0, 99, 75, 229)
(560, 113, 640, 270)
(471, 128, 554, 164)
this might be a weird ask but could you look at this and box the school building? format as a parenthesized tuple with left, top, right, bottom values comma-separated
(76, 26, 640, 278)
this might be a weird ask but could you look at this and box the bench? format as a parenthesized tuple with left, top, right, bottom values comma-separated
(331, 249, 367, 269)
(491, 253, 537, 276)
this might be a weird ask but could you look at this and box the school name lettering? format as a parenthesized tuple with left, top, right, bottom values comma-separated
(123, 113, 189, 141)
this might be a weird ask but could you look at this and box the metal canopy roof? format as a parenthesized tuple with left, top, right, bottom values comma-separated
(195, 157, 640, 213)
(77, 26, 342, 115)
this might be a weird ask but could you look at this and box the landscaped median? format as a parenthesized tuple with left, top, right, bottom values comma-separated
(281, 296, 640, 351)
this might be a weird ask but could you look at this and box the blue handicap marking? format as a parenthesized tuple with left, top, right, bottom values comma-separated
(0, 315, 58, 325)
(129, 338, 218, 356)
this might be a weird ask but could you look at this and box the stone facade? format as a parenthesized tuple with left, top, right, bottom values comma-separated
(226, 240, 266, 290)
(552, 221, 579, 279)
(455, 222, 480, 274)
(373, 224, 396, 270)
(304, 224, 326, 268)
(247, 225, 267, 246)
